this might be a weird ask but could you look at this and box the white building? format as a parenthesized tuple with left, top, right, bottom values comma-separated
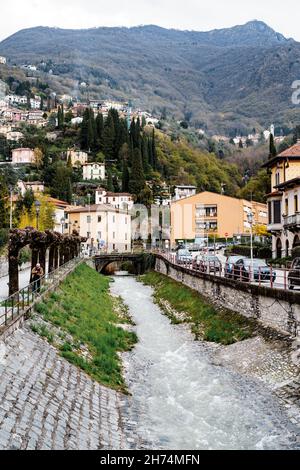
(48, 197, 70, 234)
(67, 149, 88, 167)
(0, 56, 7, 65)
(263, 141, 300, 259)
(30, 98, 41, 109)
(0, 79, 6, 99)
(66, 204, 132, 253)
(83, 162, 105, 181)
(11, 148, 35, 164)
(6, 131, 24, 142)
(95, 188, 134, 211)
(17, 180, 45, 196)
(5, 95, 27, 105)
(173, 185, 197, 201)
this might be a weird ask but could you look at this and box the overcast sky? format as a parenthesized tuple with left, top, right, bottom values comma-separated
(1, 0, 299, 41)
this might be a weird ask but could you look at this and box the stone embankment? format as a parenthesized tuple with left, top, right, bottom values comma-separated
(0, 326, 136, 450)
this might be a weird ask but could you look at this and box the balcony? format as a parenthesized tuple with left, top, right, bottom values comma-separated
(283, 213, 300, 232)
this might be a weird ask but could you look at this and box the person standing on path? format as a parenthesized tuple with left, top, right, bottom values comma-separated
(31, 263, 44, 293)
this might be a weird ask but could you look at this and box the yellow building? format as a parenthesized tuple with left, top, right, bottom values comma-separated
(262, 140, 300, 259)
(171, 191, 267, 247)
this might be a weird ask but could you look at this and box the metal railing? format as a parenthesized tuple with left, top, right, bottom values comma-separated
(160, 252, 300, 293)
(0, 258, 81, 329)
(283, 213, 300, 229)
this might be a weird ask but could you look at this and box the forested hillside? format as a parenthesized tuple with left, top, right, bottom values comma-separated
(1, 20, 300, 134)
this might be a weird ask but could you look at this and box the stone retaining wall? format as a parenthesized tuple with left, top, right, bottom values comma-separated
(155, 256, 300, 338)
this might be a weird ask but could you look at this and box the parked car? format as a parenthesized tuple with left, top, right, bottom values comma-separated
(225, 256, 246, 278)
(208, 244, 222, 252)
(233, 258, 276, 283)
(288, 258, 300, 290)
(196, 255, 222, 273)
(176, 249, 193, 264)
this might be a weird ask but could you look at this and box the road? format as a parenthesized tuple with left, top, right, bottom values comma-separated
(172, 250, 297, 292)
(0, 267, 31, 301)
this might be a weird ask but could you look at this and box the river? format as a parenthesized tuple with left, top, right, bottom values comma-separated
(110, 275, 300, 450)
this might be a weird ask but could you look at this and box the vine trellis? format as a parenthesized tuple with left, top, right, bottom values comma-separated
(8, 227, 85, 296)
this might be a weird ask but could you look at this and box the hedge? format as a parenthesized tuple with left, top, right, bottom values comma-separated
(292, 246, 300, 260)
(227, 244, 272, 260)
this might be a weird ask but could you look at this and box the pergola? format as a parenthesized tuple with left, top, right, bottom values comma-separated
(8, 227, 84, 296)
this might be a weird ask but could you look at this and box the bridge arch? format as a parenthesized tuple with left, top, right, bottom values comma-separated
(94, 253, 155, 275)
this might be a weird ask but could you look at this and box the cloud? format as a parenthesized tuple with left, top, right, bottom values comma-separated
(0, 0, 299, 41)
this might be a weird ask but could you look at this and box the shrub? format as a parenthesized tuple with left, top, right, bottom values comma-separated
(0, 228, 9, 250)
(257, 246, 272, 260)
(292, 246, 300, 260)
(229, 244, 272, 259)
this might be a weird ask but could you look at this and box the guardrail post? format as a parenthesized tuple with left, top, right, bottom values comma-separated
(284, 268, 287, 291)
(270, 266, 274, 289)
(11, 295, 14, 321)
(5, 299, 7, 325)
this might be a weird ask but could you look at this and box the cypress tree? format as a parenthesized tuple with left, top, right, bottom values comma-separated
(95, 113, 104, 150)
(80, 109, 90, 150)
(141, 134, 149, 173)
(120, 143, 130, 192)
(106, 168, 114, 192)
(152, 129, 157, 170)
(148, 137, 154, 167)
(103, 113, 115, 161)
(129, 148, 145, 198)
(269, 134, 277, 158)
(129, 119, 136, 148)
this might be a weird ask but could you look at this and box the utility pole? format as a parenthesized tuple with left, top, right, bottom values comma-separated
(9, 187, 13, 229)
(247, 211, 254, 281)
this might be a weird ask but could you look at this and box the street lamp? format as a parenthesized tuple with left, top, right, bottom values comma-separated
(247, 211, 254, 280)
(35, 200, 41, 230)
(61, 217, 65, 234)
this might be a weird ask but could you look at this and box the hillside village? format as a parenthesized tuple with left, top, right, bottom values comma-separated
(1, 12, 300, 454)
(0, 57, 300, 261)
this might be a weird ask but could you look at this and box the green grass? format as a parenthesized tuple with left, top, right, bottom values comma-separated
(140, 272, 256, 345)
(34, 263, 137, 392)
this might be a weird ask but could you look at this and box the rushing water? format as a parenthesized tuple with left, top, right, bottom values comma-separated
(110, 276, 300, 450)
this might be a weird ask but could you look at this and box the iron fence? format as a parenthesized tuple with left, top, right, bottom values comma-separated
(160, 252, 300, 293)
(0, 258, 81, 329)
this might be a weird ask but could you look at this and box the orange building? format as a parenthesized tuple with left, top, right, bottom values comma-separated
(171, 191, 267, 247)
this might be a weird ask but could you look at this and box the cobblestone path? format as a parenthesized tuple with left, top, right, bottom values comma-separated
(0, 327, 134, 450)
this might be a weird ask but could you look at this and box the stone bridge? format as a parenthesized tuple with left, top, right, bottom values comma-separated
(94, 253, 155, 275)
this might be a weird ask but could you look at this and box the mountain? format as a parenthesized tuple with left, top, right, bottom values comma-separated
(1, 20, 300, 134)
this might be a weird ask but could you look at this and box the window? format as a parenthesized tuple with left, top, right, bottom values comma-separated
(113, 232, 115, 239)
(273, 200, 281, 224)
(125, 217, 128, 224)
(113, 216, 115, 223)
(285, 199, 289, 216)
(295, 195, 299, 213)
(113, 244, 116, 250)
(275, 172, 280, 186)
(98, 216, 102, 223)
(268, 202, 272, 224)
(87, 215, 91, 224)
(125, 245, 128, 251)
(125, 233, 128, 241)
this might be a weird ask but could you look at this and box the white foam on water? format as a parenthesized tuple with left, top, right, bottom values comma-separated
(111, 276, 300, 450)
